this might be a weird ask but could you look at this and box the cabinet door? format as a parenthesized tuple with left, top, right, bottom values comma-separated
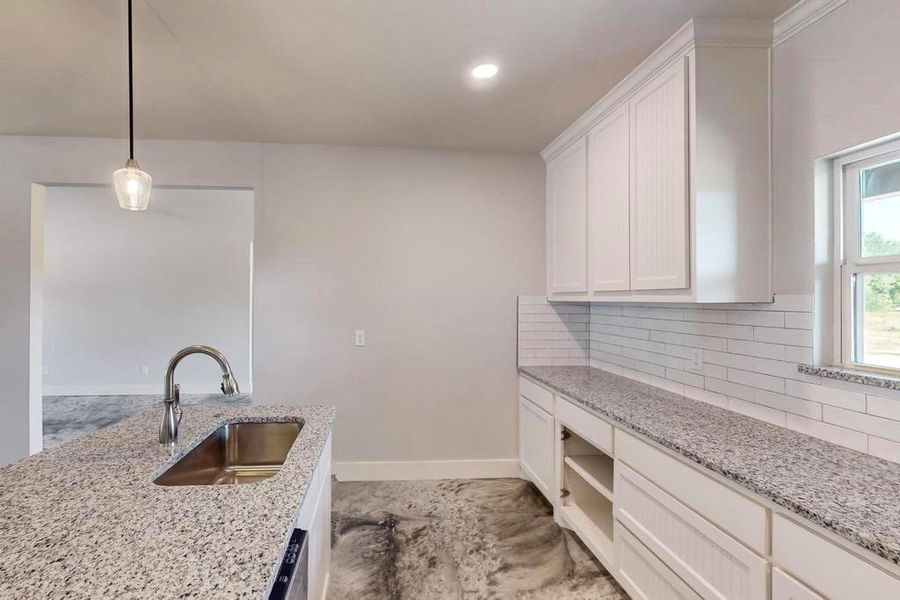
(519, 396, 555, 502)
(629, 57, 689, 290)
(772, 569, 824, 600)
(588, 104, 631, 291)
(547, 137, 588, 295)
(616, 521, 701, 600)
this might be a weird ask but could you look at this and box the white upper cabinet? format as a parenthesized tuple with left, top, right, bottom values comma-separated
(588, 104, 631, 292)
(547, 136, 588, 296)
(629, 58, 688, 291)
(541, 19, 773, 303)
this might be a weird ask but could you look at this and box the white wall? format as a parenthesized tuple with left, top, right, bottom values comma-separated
(254, 144, 545, 469)
(772, 0, 900, 295)
(41, 186, 253, 395)
(0, 136, 544, 467)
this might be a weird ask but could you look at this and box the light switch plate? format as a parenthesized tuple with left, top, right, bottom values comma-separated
(354, 329, 366, 347)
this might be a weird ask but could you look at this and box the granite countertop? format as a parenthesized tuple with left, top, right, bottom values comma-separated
(520, 365, 900, 566)
(0, 404, 335, 598)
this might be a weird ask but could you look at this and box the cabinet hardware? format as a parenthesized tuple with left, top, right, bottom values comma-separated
(560, 429, 571, 441)
(560, 488, 570, 499)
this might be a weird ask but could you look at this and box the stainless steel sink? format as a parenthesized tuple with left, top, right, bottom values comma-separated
(154, 421, 302, 486)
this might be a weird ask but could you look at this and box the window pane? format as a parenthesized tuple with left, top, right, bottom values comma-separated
(860, 159, 900, 257)
(856, 272, 900, 370)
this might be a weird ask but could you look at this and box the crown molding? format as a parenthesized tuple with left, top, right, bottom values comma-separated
(773, 0, 848, 46)
(540, 18, 773, 162)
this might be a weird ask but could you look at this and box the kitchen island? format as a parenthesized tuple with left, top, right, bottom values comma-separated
(0, 404, 334, 598)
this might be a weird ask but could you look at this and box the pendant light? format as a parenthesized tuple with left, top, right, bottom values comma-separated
(113, 0, 151, 211)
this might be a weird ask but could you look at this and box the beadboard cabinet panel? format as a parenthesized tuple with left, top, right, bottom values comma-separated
(587, 105, 631, 292)
(629, 57, 689, 291)
(547, 137, 588, 297)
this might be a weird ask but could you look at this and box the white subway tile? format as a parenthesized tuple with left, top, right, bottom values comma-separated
(518, 340, 552, 349)
(684, 385, 728, 408)
(594, 333, 665, 354)
(785, 414, 868, 452)
(569, 314, 591, 323)
(868, 436, 900, 464)
(697, 363, 728, 380)
(622, 306, 685, 320)
(753, 327, 813, 347)
(727, 339, 787, 360)
(650, 330, 685, 344)
(590, 342, 623, 355)
(552, 339, 588, 349)
(705, 377, 756, 402)
(517, 358, 546, 367)
(727, 310, 785, 327)
(682, 309, 729, 323)
(703, 350, 755, 369)
(785, 380, 866, 411)
(666, 368, 704, 388)
(728, 397, 787, 426)
(682, 334, 728, 351)
(784, 312, 813, 330)
(867, 394, 900, 421)
(823, 406, 900, 442)
(752, 358, 814, 382)
(727, 368, 786, 393)
(753, 389, 822, 419)
(519, 313, 568, 323)
(784, 345, 813, 364)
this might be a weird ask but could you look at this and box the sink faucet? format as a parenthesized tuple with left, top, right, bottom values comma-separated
(159, 345, 240, 445)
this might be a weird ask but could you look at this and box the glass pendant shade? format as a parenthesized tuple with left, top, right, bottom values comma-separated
(113, 158, 152, 211)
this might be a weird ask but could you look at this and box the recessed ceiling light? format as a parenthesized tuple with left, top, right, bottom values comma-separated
(471, 64, 499, 79)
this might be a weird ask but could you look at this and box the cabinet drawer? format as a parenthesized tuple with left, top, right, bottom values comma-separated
(555, 398, 613, 454)
(616, 429, 766, 553)
(615, 520, 701, 600)
(518, 376, 554, 414)
(615, 462, 767, 600)
(773, 514, 900, 600)
(772, 568, 824, 600)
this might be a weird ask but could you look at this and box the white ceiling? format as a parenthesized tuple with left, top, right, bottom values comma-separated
(0, 0, 796, 152)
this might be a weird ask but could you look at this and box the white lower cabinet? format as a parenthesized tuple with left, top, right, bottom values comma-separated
(772, 514, 900, 600)
(516, 377, 900, 600)
(772, 568, 824, 600)
(518, 394, 555, 503)
(615, 461, 767, 600)
(294, 432, 333, 600)
(615, 520, 701, 600)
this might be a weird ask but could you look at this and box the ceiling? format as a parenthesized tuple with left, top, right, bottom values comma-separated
(0, 0, 796, 152)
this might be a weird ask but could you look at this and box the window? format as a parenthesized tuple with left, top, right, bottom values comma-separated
(837, 142, 900, 373)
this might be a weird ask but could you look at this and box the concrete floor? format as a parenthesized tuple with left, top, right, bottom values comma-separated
(330, 478, 627, 599)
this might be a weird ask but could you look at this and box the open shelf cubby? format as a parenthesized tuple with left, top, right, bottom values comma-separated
(560, 427, 615, 566)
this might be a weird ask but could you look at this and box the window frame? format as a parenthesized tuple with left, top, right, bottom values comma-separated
(834, 140, 900, 375)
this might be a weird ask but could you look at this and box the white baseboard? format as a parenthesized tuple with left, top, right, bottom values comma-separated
(42, 382, 253, 397)
(334, 458, 520, 481)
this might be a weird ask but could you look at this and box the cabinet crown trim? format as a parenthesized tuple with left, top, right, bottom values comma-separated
(540, 17, 773, 162)
(773, 0, 848, 46)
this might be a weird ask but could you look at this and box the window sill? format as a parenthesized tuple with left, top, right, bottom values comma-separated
(798, 364, 900, 392)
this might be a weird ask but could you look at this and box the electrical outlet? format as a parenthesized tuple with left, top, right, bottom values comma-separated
(354, 329, 366, 347)
(42, 366, 49, 377)
(687, 349, 704, 372)
(141, 365, 150, 376)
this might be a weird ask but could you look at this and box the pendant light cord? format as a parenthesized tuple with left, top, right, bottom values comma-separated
(127, 0, 134, 160)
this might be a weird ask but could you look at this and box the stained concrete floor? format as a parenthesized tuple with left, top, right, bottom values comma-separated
(330, 478, 627, 599)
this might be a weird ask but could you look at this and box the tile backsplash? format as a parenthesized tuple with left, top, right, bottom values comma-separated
(517, 294, 900, 465)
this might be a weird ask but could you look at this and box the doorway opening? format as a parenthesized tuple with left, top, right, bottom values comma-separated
(31, 185, 254, 449)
